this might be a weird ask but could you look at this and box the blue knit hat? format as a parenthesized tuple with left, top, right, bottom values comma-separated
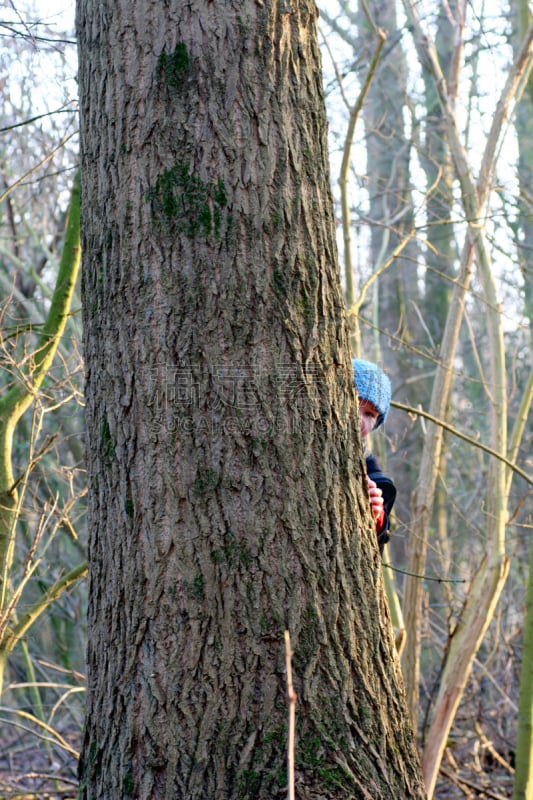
(352, 358, 391, 429)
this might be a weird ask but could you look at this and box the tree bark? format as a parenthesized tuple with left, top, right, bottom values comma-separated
(77, 2, 426, 798)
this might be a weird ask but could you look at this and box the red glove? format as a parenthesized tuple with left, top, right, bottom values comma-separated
(367, 477, 385, 531)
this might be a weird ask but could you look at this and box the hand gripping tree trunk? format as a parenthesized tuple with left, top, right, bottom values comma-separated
(76, 2, 426, 798)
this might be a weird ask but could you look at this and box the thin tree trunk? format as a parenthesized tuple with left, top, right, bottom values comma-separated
(513, 533, 533, 800)
(401, 2, 533, 794)
(0, 172, 82, 698)
(507, 14, 533, 784)
(512, 0, 533, 345)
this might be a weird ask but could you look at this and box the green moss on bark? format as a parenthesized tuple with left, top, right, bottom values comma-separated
(159, 42, 191, 89)
(147, 161, 228, 239)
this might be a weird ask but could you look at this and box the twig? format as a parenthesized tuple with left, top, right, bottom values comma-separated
(284, 630, 297, 800)
(474, 722, 515, 774)
(10, 434, 59, 494)
(439, 765, 510, 800)
(391, 399, 533, 486)
(0, 132, 77, 204)
(0, 710, 79, 758)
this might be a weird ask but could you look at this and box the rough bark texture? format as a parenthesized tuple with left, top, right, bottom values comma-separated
(77, 1, 426, 798)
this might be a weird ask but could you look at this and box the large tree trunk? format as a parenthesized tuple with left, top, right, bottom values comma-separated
(76, 2, 426, 798)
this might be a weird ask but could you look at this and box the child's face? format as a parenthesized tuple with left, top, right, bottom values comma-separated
(358, 399, 380, 437)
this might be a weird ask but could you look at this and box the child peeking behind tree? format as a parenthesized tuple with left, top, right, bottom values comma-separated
(352, 358, 397, 554)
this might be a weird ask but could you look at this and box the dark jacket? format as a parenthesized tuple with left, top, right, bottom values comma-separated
(365, 453, 397, 553)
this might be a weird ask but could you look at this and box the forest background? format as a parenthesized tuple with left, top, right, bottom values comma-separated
(0, 0, 531, 798)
